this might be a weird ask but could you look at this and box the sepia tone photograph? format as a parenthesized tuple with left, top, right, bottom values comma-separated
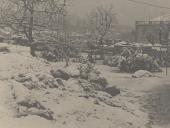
(0, 0, 170, 128)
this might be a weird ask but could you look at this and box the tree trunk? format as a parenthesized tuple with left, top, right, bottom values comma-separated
(100, 46, 105, 60)
(28, 31, 35, 56)
(99, 39, 105, 60)
(30, 44, 35, 57)
(65, 56, 69, 67)
(29, 3, 35, 57)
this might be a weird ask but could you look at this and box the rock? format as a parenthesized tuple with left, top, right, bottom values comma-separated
(104, 86, 120, 96)
(11, 81, 31, 103)
(65, 65, 80, 78)
(35, 109, 54, 120)
(69, 70, 79, 78)
(16, 95, 55, 120)
(93, 99, 100, 105)
(11, 81, 55, 120)
(96, 91, 113, 99)
(79, 77, 108, 92)
(17, 106, 54, 120)
(23, 81, 39, 90)
(132, 70, 154, 78)
(37, 73, 53, 81)
(14, 73, 32, 83)
(0, 36, 4, 42)
(13, 73, 40, 90)
(42, 51, 57, 62)
(78, 94, 89, 99)
(43, 78, 59, 88)
(17, 97, 46, 110)
(95, 91, 121, 107)
(0, 46, 10, 53)
(97, 96, 121, 108)
(37, 73, 65, 88)
(89, 73, 108, 90)
(16, 106, 28, 117)
(56, 78, 64, 86)
(51, 69, 70, 80)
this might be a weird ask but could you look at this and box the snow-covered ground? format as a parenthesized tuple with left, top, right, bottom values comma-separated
(0, 43, 170, 128)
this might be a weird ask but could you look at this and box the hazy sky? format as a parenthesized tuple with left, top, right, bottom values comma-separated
(68, 0, 170, 26)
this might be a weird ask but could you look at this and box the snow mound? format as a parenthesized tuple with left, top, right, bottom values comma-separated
(132, 70, 155, 78)
(12, 73, 64, 89)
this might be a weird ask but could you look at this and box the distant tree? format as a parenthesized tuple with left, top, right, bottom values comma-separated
(87, 5, 117, 59)
(145, 32, 156, 45)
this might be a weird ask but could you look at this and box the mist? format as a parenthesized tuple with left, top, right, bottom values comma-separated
(68, 0, 170, 26)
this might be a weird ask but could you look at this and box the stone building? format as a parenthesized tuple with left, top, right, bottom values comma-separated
(135, 14, 170, 45)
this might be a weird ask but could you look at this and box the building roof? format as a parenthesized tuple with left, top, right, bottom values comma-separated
(151, 14, 170, 21)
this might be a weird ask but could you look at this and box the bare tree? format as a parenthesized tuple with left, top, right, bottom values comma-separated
(0, 0, 66, 56)
(87, 5, 117, 59)
(45, 0, 70, 67)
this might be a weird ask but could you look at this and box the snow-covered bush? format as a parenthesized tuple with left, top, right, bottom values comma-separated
(119, 53, 161, 72)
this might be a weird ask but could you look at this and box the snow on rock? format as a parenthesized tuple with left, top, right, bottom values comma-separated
(78, 76, 108, 92)
(12, 73, 39, 90)
(17, 97, 46, 110)
(17, 106, 54, 120)
(0, 46, 10, 53)
(104, 86, 120, 96)
(96, 91, 121, 107)
(50, 69, 70, 80)
(12, 73, 63, 89)
(132, 70, 155, 78)
(88, 73, 108, 90)
(10, 81, 31, 103)
(78, 78, 120, 98)
(10, 81, 55, 120)
(36, 73, 61, 88)
(12, 73, 32, 83)
(16, 102, 55, 120)
(65, 65, 80, 78)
